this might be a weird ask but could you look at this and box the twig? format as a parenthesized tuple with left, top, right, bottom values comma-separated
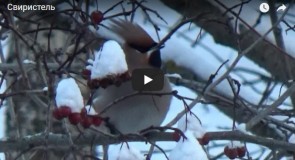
(149, 13, 209, 54)
(246, 82, 295, 130)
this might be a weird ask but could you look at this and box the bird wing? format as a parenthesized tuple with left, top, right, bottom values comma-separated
(109, 19, 156, 53)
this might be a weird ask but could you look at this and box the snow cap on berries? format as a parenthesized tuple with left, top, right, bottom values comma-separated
(177, 112, 206, 138)
(227, 141, 244, 149)
(108, 143, 144, 160)
(169, 131, 208, 160)
(224, 141, 246, 159)
(90, 40, 128, 80)
(55, 78, 84, 113)
(85, 105, 97, 116)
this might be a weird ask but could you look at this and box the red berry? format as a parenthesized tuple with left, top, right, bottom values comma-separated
(87, 79, 100, 89)
(224, 146, 238, 159)
(80, 108, 87, 118)
(172, 132, 181, 142)
(53, 108, 63, 120)
(198, 133, 210, 145)
(237, 146, 246, 158)
(100, 78, 110, 88)
(58, 106, 72, 118)
(91, 116, 103, 126)
(119, 72, 131, 81)
(91, 11, 103, 24)
(81, 116, 92, 128)
(82, 69, 91, 79)
(68, 113, 82, 125)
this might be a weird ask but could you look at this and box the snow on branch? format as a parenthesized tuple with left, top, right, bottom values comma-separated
(0, 131, 294, 153)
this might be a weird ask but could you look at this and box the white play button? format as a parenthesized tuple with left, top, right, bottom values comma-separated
(144, 75, 153, 85)
(132, 69, 164, 91)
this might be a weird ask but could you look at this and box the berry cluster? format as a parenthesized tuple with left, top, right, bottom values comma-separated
(224, 141, 246, 159)
(83, 40, 130, 89)
(53, 106, 103, 129)
(83, 69, 130, 89)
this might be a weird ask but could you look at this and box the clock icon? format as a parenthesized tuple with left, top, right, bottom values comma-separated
(259, 3, 269, 13)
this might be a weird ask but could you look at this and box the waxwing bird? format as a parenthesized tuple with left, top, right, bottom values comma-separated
(93, 20, 172, 134)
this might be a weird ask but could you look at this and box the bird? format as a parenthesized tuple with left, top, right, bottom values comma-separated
(93, 19, 172, 134)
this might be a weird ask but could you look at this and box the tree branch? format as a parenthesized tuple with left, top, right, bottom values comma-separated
(1, 131, 295, 153)
(160, 0, 295, 82)
(0, 63, 81, 72)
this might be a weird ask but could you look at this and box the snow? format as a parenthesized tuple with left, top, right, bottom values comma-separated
(23, 59, 36, 64)
(87, 59, 94, 64)
(169, 131, 208, 160)
(86, 65, 92, 71)
(55, 78, 84, 113)
(227, 141, 244, 149)
(89, 40, 128, 80)
(165, 73, 182, 79)
(209, 0, 295, 57)
(288, 134, 295, 144)
(177, 112, 206, 138)
(42, 87, 48, 91)
(237, 123, 248, 134)
(108, 143, 144, 160)
(85, 105, 97, 115)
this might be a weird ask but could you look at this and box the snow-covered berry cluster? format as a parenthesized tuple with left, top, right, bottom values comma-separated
(83, 40, 130, 89)
(177, 112, 209, 145)
(54, 78, 103, 128)
(109, 143, 144, 160)
(224, 141, 246, 159)
(169, 112, 210, 160)
(79, 106, 103, 128)
(169, 131, 209, 160)
(54, 40, 131, 127)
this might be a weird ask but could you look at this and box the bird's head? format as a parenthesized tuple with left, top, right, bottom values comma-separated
(109, 20, 162, 70)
